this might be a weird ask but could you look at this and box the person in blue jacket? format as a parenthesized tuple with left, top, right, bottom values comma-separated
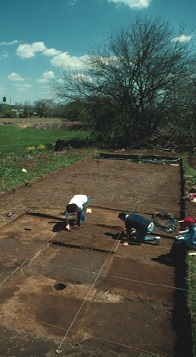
(65, 194, 90, 231)
(152, 216, 196, 266)
(170, 216, 196, 259)
(118, 212, 160, 246)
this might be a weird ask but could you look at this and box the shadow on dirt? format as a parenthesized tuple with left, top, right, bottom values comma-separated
(52, 219, 75, 232)
(173, 261, 193, 357)
(52, 221, 65, 232)
(105, 231, 122, 241)
(27, 212, 65, 221)
(26, 211, 69, 232)
(152, 254, 193, 357)
(96, 223, 122, 230)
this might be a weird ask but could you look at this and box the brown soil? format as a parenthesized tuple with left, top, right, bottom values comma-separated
(0, 149, 194, 357)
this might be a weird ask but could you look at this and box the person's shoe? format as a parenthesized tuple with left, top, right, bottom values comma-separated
(175, 235, 184, 240)
(154, 236, 161, 245)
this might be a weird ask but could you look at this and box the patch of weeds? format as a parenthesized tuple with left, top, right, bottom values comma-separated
(182, 155, 196, 183)
(37, 144, 46, 150)
(0, 163, 30, 190)
(0, 149, 97, 191)
(187, 255, 196, 357)
(26, 146, 36, 152)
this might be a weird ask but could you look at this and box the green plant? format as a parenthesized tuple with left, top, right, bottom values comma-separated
(182, 155, 196, 183)
(37, 144, 46, 150)
(26, 146, 36, 152)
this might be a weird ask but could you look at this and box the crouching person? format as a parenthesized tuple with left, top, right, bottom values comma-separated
(65, 194, 90, 231)
(118, 212, 160, 246)
(170, 216, 196, 261)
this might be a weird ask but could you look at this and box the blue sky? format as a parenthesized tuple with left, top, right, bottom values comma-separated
(0, 0, 195, 105)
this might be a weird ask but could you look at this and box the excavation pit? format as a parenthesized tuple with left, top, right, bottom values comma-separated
(0, 150, 192, 357)
(54, 283, 66, 291)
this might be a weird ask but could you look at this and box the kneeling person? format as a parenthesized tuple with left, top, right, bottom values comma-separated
(118, 212, 160, 245)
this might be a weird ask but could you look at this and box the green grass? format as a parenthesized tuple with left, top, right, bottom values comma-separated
(0, 126, 89, 155)
(182, 154, 196, 183)
(0, 126, 96, 191)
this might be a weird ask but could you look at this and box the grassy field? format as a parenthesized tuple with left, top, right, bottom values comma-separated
(0, 125, 90, 154)
(0, 126, 95, 191)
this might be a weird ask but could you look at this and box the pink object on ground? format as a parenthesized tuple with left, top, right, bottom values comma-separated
(189, 193, 196, 203)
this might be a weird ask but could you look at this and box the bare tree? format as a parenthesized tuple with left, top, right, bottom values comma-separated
(23, 101, 33, 118)
(54, 16, 195, 148)
(34, 99, 53, 118)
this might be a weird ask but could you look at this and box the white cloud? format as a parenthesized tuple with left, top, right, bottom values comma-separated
(107, 0, 151, 9)
(16, 86, 31, 93)
(43, 71, 55, 79)
(8, 72, 25, 81)
(51, 52, 87, 69)
(37, 78, 49, 84)
(22, 84, 32, 88)
(171, 35, 192, 43)
(56, 78, 64, 84)
(0, 40, 20, 46)
(37, 89, 53, 98)
(43, 48, 61, 56)
(37, 71, 55, 83)
(16, 42, 46, 59)
(73, 73, 93, 82)
(11, 83, 32, 93)
(67, 0, 77, 5)
(0, 51, 9, 59)
(16, 42, 62, 59)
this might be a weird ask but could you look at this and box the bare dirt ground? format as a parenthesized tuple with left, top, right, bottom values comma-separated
(0, 149, 195, 357)
(0, 117, 82, 130)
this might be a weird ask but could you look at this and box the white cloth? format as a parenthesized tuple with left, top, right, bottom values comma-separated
(65, 195, 88, 219)
(69, 195, 88, 210)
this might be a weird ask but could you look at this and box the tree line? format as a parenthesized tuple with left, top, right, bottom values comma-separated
(0, 100, 86, 120)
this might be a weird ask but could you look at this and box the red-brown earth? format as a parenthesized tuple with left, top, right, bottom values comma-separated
(0, 149, 195, 357)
